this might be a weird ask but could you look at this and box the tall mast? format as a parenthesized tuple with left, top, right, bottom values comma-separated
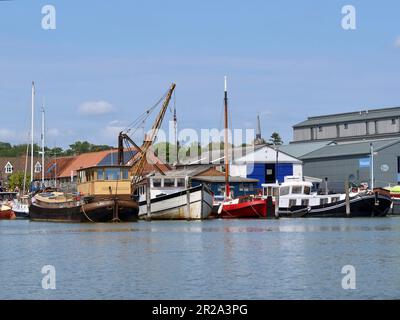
(31, 81, 35, 183)
(224, 76, 230, 199)
(173, 96, 178, 164)
(41, 104, 45, 186)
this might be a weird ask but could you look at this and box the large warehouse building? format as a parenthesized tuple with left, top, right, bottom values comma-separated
(293, 107, 400, 143)
(283, 106, 400, 192)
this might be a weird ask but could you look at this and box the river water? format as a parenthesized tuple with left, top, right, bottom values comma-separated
(1, 218, 399, 299)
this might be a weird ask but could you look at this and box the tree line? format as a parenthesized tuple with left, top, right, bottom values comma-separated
(0, 141, 113, 157)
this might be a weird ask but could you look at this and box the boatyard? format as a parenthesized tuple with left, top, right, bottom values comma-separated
(2, 1, 400, 304)
(1, 78, 398, 222)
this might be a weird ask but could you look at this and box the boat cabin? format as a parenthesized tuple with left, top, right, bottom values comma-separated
(77, 165, 132, 197)
(134, 175, 189, 201)
(262, 176, 346, 209)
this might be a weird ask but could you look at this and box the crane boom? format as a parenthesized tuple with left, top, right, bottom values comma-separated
(123, 83, 176, 193)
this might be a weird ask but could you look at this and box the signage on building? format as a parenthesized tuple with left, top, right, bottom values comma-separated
(359, 158, 370, 168)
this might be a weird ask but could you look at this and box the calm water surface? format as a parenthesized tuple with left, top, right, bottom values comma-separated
(1, 218, 400, 299)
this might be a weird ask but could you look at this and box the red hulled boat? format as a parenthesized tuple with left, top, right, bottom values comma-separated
(215, 77, 274, 219)
(0, 205, 16, 220)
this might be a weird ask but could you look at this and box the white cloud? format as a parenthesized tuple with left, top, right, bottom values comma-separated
(47, 128, 60, 138)
(0, 129, 16, 142)
(78, 100, 116, 115)
(395, 37, 400, 48)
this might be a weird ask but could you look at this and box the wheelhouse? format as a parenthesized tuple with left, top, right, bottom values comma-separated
(77, 165, 132, 196)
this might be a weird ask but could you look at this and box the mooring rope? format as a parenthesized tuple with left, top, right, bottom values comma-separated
(81, 203, 95, 223)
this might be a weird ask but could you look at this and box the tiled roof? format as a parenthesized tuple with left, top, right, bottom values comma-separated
(57, 150, 113, 178)
(0, 156, 43, 180)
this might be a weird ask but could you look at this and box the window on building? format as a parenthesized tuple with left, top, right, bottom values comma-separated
(392, 119, 396, 125)
(344, 123, 349, 129)
(164, 178, 175, 187)
(318, 126, 323, 132)
(4, 162, 13, 174)
(34, 162, 42, 173)
(153, 179, 161, 187)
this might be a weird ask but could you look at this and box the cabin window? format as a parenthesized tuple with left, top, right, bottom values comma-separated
(97, 169, 104, 180)
(331, 197, 339, 203)
(79, 171, 86, 183)
(105, 168, 120, 180)
(289, 199, 297, 207)
(4, 162, 13, 174)
(177, 178, 185, 187)
(34, 162, 42, 173)
(301, 199, 309, 206)
(121, 169, 129, 180)
(292, 186, 302, 194)
(164, 178, 175, 187)
(304, 186, 311, 195)
(153, 179, 161, 187)
(280, 186, 290, 196)
(249, 184, 254, 191)
(318, 126, 323, 132)
(320, 198, 328, 205)
(392, 118, 396, 125)
(344, 123, 348, 129)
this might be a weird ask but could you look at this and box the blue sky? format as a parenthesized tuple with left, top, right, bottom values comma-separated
(1, 0, 400, 148)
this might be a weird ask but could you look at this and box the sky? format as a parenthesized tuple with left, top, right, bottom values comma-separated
(1, 0, 400, 148)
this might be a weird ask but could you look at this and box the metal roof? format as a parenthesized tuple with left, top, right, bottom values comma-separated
(278, 141, 333, 158)
(293, 106, 400, 128)
(183, 145, 266, 165)
(300, 138, 400, 160)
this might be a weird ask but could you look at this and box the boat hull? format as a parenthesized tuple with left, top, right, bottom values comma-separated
(219, 199, 268, 219)
(138, 185, 213, 220)
(29, 198, 138, 223)
(0, 209, 16, 220)
(279, 194, 392, 218)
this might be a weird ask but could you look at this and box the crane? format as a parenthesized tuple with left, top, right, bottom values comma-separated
(117, 83, 176, 194)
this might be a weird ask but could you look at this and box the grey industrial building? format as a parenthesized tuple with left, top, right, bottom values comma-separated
(293, 107, 400, 143)
(282, 106, 400, 192)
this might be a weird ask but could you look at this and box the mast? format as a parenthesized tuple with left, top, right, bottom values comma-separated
(23, 139, 29, 195)
(30, 81, 35, 184)
(41, 104, 45, 186)
(173, 96, 178, 164)
(224, 76, 230, 199)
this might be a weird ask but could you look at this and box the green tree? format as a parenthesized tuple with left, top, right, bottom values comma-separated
(269, 132, 283, 145)
(8, 171, 30, 191)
